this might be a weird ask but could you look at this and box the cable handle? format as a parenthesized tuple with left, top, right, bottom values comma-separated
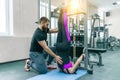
(83, 47, 86, 53)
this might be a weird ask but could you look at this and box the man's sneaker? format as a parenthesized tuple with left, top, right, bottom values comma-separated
(24, 59, 30, 72)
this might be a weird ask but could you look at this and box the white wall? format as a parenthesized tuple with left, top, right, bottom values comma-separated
(87, 1, 98, 18)
(0, 37, 31, 63)
(0, 0, 38, 63)
(13, 0, 38, 37)
(106, 9, 120, 38)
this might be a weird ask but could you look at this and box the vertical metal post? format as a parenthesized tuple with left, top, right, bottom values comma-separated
(98, 18, 100, 37)
(48, 0, 51, 46)
(38, 0, 40, 19)
(84, 14, 88, 69)
(89, 17, 93, 48)
(44, 0, 47, 17)
(103, 26, 106, 49)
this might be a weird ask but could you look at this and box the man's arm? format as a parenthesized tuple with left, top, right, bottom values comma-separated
(48, 28, 58, 33)
(38, 40, 63, 64)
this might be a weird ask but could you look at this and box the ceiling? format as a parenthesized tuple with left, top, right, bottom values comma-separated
(40, 0, 64, 6)
(88, 0, 120, 11)
(41, 0, 120, 11)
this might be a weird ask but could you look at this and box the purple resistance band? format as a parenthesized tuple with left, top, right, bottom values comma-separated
(63, 61, 73, 69)
(63, 12, 71, 42)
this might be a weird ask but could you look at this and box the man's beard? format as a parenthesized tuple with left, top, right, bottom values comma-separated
(42, 26, 48, 33)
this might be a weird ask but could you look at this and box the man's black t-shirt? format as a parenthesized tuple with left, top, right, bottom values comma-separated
(30, 27, 49, 53)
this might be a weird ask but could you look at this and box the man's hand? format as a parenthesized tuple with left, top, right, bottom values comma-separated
(48, 28, 58, 33)
(38, 40, 63, 64)
(55, 56, 63, 64)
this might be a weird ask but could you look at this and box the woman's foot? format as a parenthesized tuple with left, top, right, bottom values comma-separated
(82, 54, 86, 60)
(82, 54, 85, 57)
(24, 59, 30, 72)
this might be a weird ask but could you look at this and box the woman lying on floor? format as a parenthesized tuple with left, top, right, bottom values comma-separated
(56, 49, 85, 74)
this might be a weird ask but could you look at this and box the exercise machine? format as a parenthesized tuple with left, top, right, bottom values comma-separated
(89, 14, 108, 49)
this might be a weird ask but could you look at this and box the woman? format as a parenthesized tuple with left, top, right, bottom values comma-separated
(56, 8, 85, 74)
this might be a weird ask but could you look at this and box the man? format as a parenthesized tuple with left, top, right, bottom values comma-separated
(24, 17, 63, 74)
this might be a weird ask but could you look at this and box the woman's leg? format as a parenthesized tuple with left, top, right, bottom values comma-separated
(68, 54, 85, 74)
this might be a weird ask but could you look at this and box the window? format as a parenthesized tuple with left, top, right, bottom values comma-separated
(0, 0, 13, 35)
(39, 2, 49, 18)
(39, 1, 56, 18)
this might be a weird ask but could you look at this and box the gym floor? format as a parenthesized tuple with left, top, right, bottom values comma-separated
(0, 48, 120, 80)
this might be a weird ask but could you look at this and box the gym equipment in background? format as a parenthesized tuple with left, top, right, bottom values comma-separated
(107, 36, 118, 51)
(89, 14, 109, 49)
(66, 4, 93, 74)
(86, 14, 107, 66)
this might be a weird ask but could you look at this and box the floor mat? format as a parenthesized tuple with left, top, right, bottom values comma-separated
(27, 69, 87, 80)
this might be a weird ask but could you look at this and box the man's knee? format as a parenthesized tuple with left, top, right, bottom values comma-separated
(31, 65, 48, 74)
(39, 70, 48, 74)
(35, 66, 48, 74)
(36, 64, 48, 74)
